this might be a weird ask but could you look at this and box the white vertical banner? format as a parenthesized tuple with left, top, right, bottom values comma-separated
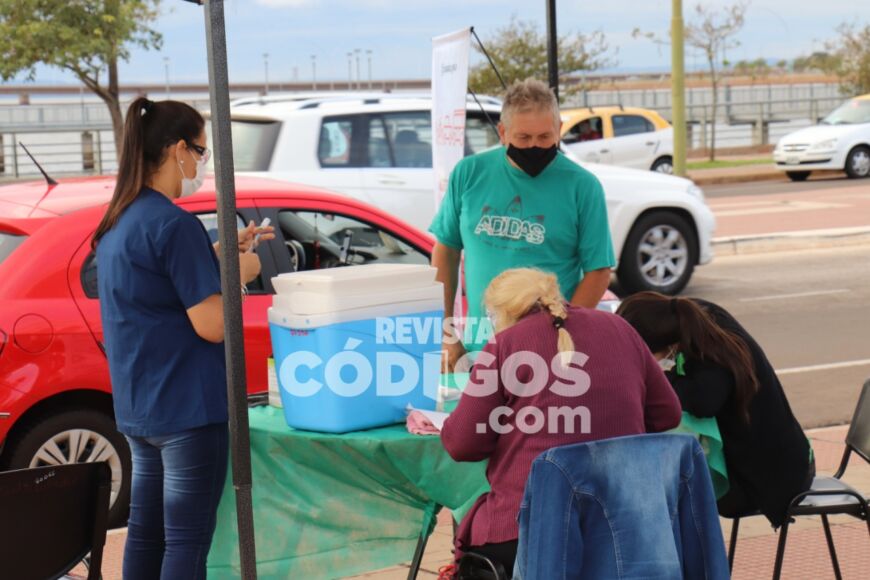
(432, 28, 471, 208)
(431, 27, 471, 331)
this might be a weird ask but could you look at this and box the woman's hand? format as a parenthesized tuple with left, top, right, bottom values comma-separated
(239, 252, 262, 285)
(238, 220, 276, 253)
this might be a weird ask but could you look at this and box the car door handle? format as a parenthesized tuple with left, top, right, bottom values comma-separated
(600, 149, 610, 154)
(646, 141, 656, 146)
(378, 177, 406, 185)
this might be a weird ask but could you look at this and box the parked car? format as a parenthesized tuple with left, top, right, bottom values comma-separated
(215, 94, 714, 295)
(773, 94, 870, 181)
(560, 106, 675, 173)
(0, 173, 620, 528)
(0, 175, 444, 527)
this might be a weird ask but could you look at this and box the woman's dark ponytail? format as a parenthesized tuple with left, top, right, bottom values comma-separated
(92, 98, 205, 248)
(618, 292, 760, 423)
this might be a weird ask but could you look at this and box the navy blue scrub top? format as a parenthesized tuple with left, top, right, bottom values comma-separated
(97, 187, 228, 437)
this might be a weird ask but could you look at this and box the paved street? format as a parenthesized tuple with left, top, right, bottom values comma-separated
(684, 244, 869, 428)
(706, 179, 870, 238)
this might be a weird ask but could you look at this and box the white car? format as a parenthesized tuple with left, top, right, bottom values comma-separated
(211, 94, 715, 294)
(774, 94, 870, 181)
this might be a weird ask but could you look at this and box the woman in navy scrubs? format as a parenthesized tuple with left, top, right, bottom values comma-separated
(93, 98, 266, 579)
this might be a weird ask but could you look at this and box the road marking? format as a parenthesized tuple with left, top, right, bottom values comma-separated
(714, 201, 847, 217)
(777, 359, 870, 376)
(708, 200, 790, 209)
(739, 289, 850, 302)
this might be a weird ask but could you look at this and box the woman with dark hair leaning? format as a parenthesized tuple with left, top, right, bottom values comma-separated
(94, 98, 270, 578)
(617, 292, 814, 528)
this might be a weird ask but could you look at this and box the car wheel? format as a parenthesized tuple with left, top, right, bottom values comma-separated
(786, 171, 811, 182)
(5, 408, 131, 528)
(617, 211, 697, 295)
(845, 146, 870, 179)
(651, 156, 674, 174)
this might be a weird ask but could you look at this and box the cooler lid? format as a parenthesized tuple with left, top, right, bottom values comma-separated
(272, 264, 437, 296)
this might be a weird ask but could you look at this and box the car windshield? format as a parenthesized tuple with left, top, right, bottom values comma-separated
(206, 119, 281, 171)
(0, 232, 25, 265)
(820, 99, 870, 125)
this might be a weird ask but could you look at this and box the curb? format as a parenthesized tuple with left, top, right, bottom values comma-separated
(689, 170, 783, 186)
(712, 226, 870, 256)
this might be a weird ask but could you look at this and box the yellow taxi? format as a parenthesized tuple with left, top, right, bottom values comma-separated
(560, 106, 674, 173)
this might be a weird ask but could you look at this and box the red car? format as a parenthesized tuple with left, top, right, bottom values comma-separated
(0, 175, 435, 526)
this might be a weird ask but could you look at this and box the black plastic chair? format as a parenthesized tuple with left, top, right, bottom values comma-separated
(0, 462, 111, 580)
(727, 379, 870, 579)
(457, 551, 508, 580)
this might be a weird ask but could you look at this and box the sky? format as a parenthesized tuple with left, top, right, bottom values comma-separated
(6, 0, 868, 87)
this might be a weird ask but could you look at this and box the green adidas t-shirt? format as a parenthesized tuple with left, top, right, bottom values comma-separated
(429, 146, 616, 349)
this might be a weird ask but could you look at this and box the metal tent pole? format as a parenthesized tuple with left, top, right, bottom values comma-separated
(187, 1, 258, 577)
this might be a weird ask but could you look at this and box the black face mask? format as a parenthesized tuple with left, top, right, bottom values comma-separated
(506, 144, 558, 177)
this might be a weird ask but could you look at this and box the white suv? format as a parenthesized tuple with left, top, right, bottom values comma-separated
(212, 94, 715, 294)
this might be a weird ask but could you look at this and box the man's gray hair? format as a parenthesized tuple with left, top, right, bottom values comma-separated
(501, 79, 560, 128)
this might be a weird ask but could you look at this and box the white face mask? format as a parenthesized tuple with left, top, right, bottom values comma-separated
(658, 357, 676, 372)
(178, 146, 208, 198)
(657, 346, 678, 372)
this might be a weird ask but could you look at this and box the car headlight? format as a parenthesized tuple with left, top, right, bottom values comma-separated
(686, 184, 705, 201)
(812, 139, 837, 151)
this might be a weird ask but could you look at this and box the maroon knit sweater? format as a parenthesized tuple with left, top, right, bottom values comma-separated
(441, 306, 682, 551)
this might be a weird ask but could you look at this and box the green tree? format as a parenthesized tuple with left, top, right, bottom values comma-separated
(468, 17, 615, 100)
(792, 51, 841, 74)
(0, 0, 163, 155)
(826, 23, 870, 95)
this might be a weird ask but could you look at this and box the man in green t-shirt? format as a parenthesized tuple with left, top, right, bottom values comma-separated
(430, 78, 616, 369)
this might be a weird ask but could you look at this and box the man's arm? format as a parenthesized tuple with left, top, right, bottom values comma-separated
(569, 268, 612, 308)
(432, 242, 461, 318)
(431, 241, 467, 371)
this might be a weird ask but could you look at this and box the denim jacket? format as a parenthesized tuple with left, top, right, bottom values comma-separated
(514, 433, 729, 580)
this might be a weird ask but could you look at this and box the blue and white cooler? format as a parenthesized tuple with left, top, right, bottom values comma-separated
(269, 264, 444, 433)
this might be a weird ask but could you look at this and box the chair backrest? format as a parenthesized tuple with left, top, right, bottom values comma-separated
(515, 433, 729, 580)
(846, 378, 870, 464)
(0, 462, 110, 580)
(458, 552, 507, 580)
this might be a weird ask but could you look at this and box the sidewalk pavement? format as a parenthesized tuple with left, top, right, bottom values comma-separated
(71, 423, 869, 580)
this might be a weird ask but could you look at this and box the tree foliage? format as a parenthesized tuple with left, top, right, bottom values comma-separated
(468, 17, 615, 100)
(826, 23, 870, 95)
(791, 51, 841, 75)
(0, 0, 164, 155)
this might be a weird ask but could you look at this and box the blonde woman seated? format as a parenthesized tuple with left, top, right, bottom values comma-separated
(439, 268, 682, 577)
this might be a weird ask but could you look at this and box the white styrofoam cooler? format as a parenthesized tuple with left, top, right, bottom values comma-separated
(269, 265, 444, 433)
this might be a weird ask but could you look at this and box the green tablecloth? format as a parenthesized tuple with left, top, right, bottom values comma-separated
(207, 399, 728, 578)
(206, 405, 488, 579)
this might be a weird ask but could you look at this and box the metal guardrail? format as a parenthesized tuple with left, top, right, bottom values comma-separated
(0, 84, 854, 179)
(0, 127, 116, 179)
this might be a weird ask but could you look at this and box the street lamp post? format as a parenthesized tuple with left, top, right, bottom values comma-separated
(354, 49, 361, 91)
(672, 0, 687, 176)
(546, 0, 559, 102)
(263, 52, 270, 95)
(347, 52, 353, 89)
(311, 55, 317, 91)
(366, 49, 373, 89)
(163, 57, 170, 99)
